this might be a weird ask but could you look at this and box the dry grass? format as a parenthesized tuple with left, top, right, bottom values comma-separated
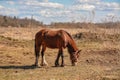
(0, 27, 120, 80)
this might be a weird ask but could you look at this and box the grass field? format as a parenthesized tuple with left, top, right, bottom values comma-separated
(0, 27, 120, 80)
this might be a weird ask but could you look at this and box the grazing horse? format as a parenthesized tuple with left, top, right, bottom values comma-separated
(34, 29, 81, 67)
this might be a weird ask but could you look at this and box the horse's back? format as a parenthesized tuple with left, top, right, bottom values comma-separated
(35, 29, 69, 49)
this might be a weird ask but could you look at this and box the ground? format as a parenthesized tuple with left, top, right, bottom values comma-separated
(0, 27, 120, 80)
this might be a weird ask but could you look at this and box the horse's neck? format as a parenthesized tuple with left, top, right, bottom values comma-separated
(67, 41, 78, 53)
(64, 31, 77, 52)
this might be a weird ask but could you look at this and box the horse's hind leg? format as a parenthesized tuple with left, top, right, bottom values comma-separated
(41, 46, 48, 66)
(34, 44, 40, 67)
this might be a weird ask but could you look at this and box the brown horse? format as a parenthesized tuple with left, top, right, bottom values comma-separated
(34, 29, 81, 67)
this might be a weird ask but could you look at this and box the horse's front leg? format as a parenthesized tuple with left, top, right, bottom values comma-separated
(61, 54, 64, 67)
(55, 48, 64, 67)
(60, 49, 64, 67)
(55, 53, 60, 67)
(41, 46, 48, 66)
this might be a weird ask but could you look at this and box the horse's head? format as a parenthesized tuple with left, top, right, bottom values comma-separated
(70, 50, 81, 66)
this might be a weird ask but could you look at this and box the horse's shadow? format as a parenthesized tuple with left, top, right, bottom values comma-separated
(0, 65, 39, 69)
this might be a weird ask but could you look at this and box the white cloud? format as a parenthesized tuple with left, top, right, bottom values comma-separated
(39, 2, 64, 8)
(40, 9, 71, 17)
(71, 4, 95, 11)
(40, 9, 51, 17)
(0, 5, 4, 9)
(96, 2, 120, 10)
(106, 13, 115, 17)
(24, 1, 64, 9)
(75, 0, 120, 11)
(0, 7, 19, 16)
(77, 0, 100, 3)
(39, 9, 88, 23)
(6, 1, 15, 5)
(43, 0, 48, 2)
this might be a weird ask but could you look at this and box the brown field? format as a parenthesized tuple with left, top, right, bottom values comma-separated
(0, 27, 120, 80)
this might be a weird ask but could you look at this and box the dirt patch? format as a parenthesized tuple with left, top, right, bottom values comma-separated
(81, 49, 120, 67)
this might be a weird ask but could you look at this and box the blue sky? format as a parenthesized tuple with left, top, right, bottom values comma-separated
(0, 0, 120, 24)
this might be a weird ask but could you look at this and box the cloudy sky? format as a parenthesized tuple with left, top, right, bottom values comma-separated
(0, 0, 120, 24)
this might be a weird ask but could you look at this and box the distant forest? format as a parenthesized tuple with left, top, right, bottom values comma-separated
(0, 15, 43, 27)
(0, 15, 120, 28)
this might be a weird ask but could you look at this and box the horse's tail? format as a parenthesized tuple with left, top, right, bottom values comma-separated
(34, 38, 39, 58)
(34, 31, 43, 66)
(34, 31, 43, 58)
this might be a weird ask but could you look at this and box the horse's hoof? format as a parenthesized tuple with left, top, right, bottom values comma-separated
(32, 64, 40, 67)
(32, 64, 37, 66)
(55, 64, 59, 67)
(61, 65, 64, 67)
(41, 63, 48, 66)
(55, 63, 59, 67)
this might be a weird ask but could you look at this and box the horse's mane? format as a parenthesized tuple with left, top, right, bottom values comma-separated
(64, 31, 78, 53)
(64, 31, 74, 41)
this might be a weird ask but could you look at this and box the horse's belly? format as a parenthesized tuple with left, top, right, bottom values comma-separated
(47, 44, 58, 48)
(43, 39, 60, 49)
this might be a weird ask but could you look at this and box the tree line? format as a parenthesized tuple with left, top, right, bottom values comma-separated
(50, 22, 120, 29)
(0, 15, 43, 27)
(0, 15, 120, 28)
